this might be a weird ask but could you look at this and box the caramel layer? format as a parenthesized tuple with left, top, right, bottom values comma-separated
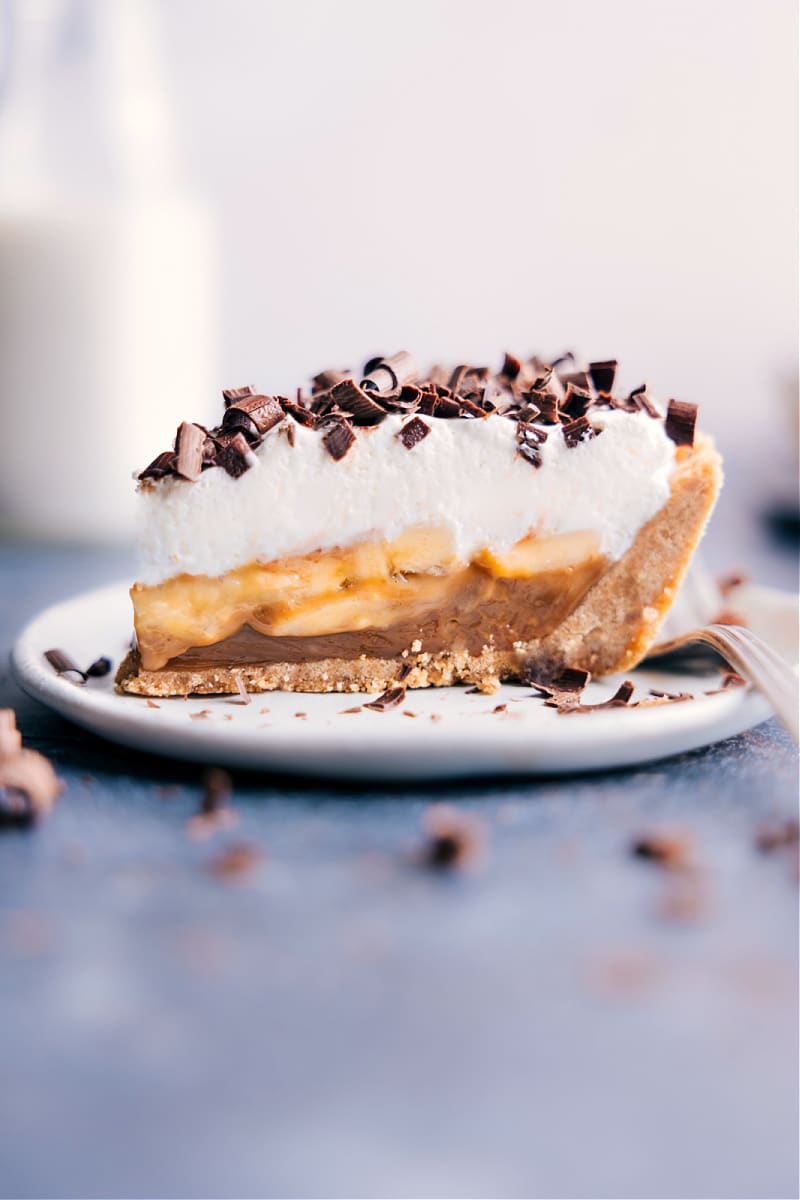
(133, 526, 605, 671)
(158, 560, 607, 670)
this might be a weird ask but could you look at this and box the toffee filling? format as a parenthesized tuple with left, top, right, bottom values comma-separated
(150, 559, 608, 671)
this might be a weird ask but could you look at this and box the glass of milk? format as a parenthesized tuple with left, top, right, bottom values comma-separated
(0, 0, 218, 541)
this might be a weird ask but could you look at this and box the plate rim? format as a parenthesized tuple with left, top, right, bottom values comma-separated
(10, 579, 794, 780)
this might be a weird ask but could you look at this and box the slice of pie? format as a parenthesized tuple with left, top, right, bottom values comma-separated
(116, 351, 722, 697)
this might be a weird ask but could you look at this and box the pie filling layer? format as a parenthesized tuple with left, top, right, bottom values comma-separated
(132, 526, 607, 671)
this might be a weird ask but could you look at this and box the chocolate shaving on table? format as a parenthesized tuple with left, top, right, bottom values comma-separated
(665, 399, 697, 446)
(322, 416, 356, 461)
(222, 393, 284, 436)
(328, 378, 387, 425)
(85, 656, 112, 678)
(216, 432, 254, 477)
(200, 767, 232, 816)
(364, 685, 406, 712)
(589, 360, 617, 395)
(755, 819, 799, 853)
(398, 416, 430, 450)
(44, 649, 86, 683)
(208, 841, 263, 881)
(0, 710, 62, 828)
(561, 415, 596, 448)
(516, 421, 547, 468)
(222, 385, 256, 407)
(175, 421, 206, 481)
(631, 832, 692, 871)
(361, 351, 417, 395)
(419, 804, 486, 870)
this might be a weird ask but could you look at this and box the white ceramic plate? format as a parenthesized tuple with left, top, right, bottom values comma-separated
(11, 581, 798, 781)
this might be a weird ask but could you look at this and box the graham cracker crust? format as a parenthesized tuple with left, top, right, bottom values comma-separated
(116, 437, 722, 697)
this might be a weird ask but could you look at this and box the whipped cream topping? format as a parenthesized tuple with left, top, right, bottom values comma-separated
(135, 407, 676, 586)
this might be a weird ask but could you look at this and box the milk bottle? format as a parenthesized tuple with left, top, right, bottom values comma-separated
(0, 0, 218, 540)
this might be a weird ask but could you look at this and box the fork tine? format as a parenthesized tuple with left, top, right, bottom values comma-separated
(703, 624, 798, 742)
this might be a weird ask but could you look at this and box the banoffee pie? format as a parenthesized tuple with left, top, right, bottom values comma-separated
(116, 351, 722, 696)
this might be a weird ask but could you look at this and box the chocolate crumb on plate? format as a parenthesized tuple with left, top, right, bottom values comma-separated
(189, 709, 212, 720)
(419, 803, 486, 871)
(232, 673, 250, 705)
(665, 400, 697, 446)
(146, 699, 160, 709)
(85, 656, 113, 678)
(705, 670, 747, 695)
(44, 648, 86, 684)
(492, 704, 507, 714)
(555, 679, 635, 714)
(364, 686, 406, 712)
(339, 706, 363, 715)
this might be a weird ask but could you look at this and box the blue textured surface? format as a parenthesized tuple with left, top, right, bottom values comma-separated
(1, 539, 798, 1199)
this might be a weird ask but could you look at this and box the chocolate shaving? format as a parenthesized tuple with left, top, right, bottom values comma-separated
(516, 421, 547, 468)
(208, 841, 263, 881)
(222, 385, 256, 407)
(589, 360, 617, 395)
(559, 369, 591, 393)
(364, 686, 406, 712)
(396, 661, 413, 681)
(546, 678, 634, 714)
(417, 391, 463, 419)
(492, 704, 507, 714)
(631, 832, 692, 871)
(44, 649, 86, 684)
(200, 768, 232, 816)
(500, 352, 522, 381)
(398, 416, 430, 450)
(223, 393, 283, 436)
(705, 670, 747, 695)
(646, 688, 693, 703)
(561, 415, 596, 448)
(361, 351, 417, 395)
(665, 400, 697, 446)
(339, 706, 363, 714)
(322, 417, 356, 462)
(175, 422, 206, 481)
(312, 368, 349, 393)
(280, 399, 317, 428)
(419, 804, 486, 870)
(529, 389, 560, 424)
(138, 450, 176, 481)
(85, 656, 112, 678)
(560, 383, 593, 419)
(328, 378, 387, 425)
(755, 819, 799, 853)
(216, 432, 254, 478)
(232, 673, 250, 705)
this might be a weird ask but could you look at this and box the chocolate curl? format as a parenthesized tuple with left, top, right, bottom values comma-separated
(361, 351, 417, 394)
(175, 422, 206, 481)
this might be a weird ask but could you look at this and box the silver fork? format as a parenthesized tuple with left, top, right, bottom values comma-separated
(645, 562, 799, 743)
